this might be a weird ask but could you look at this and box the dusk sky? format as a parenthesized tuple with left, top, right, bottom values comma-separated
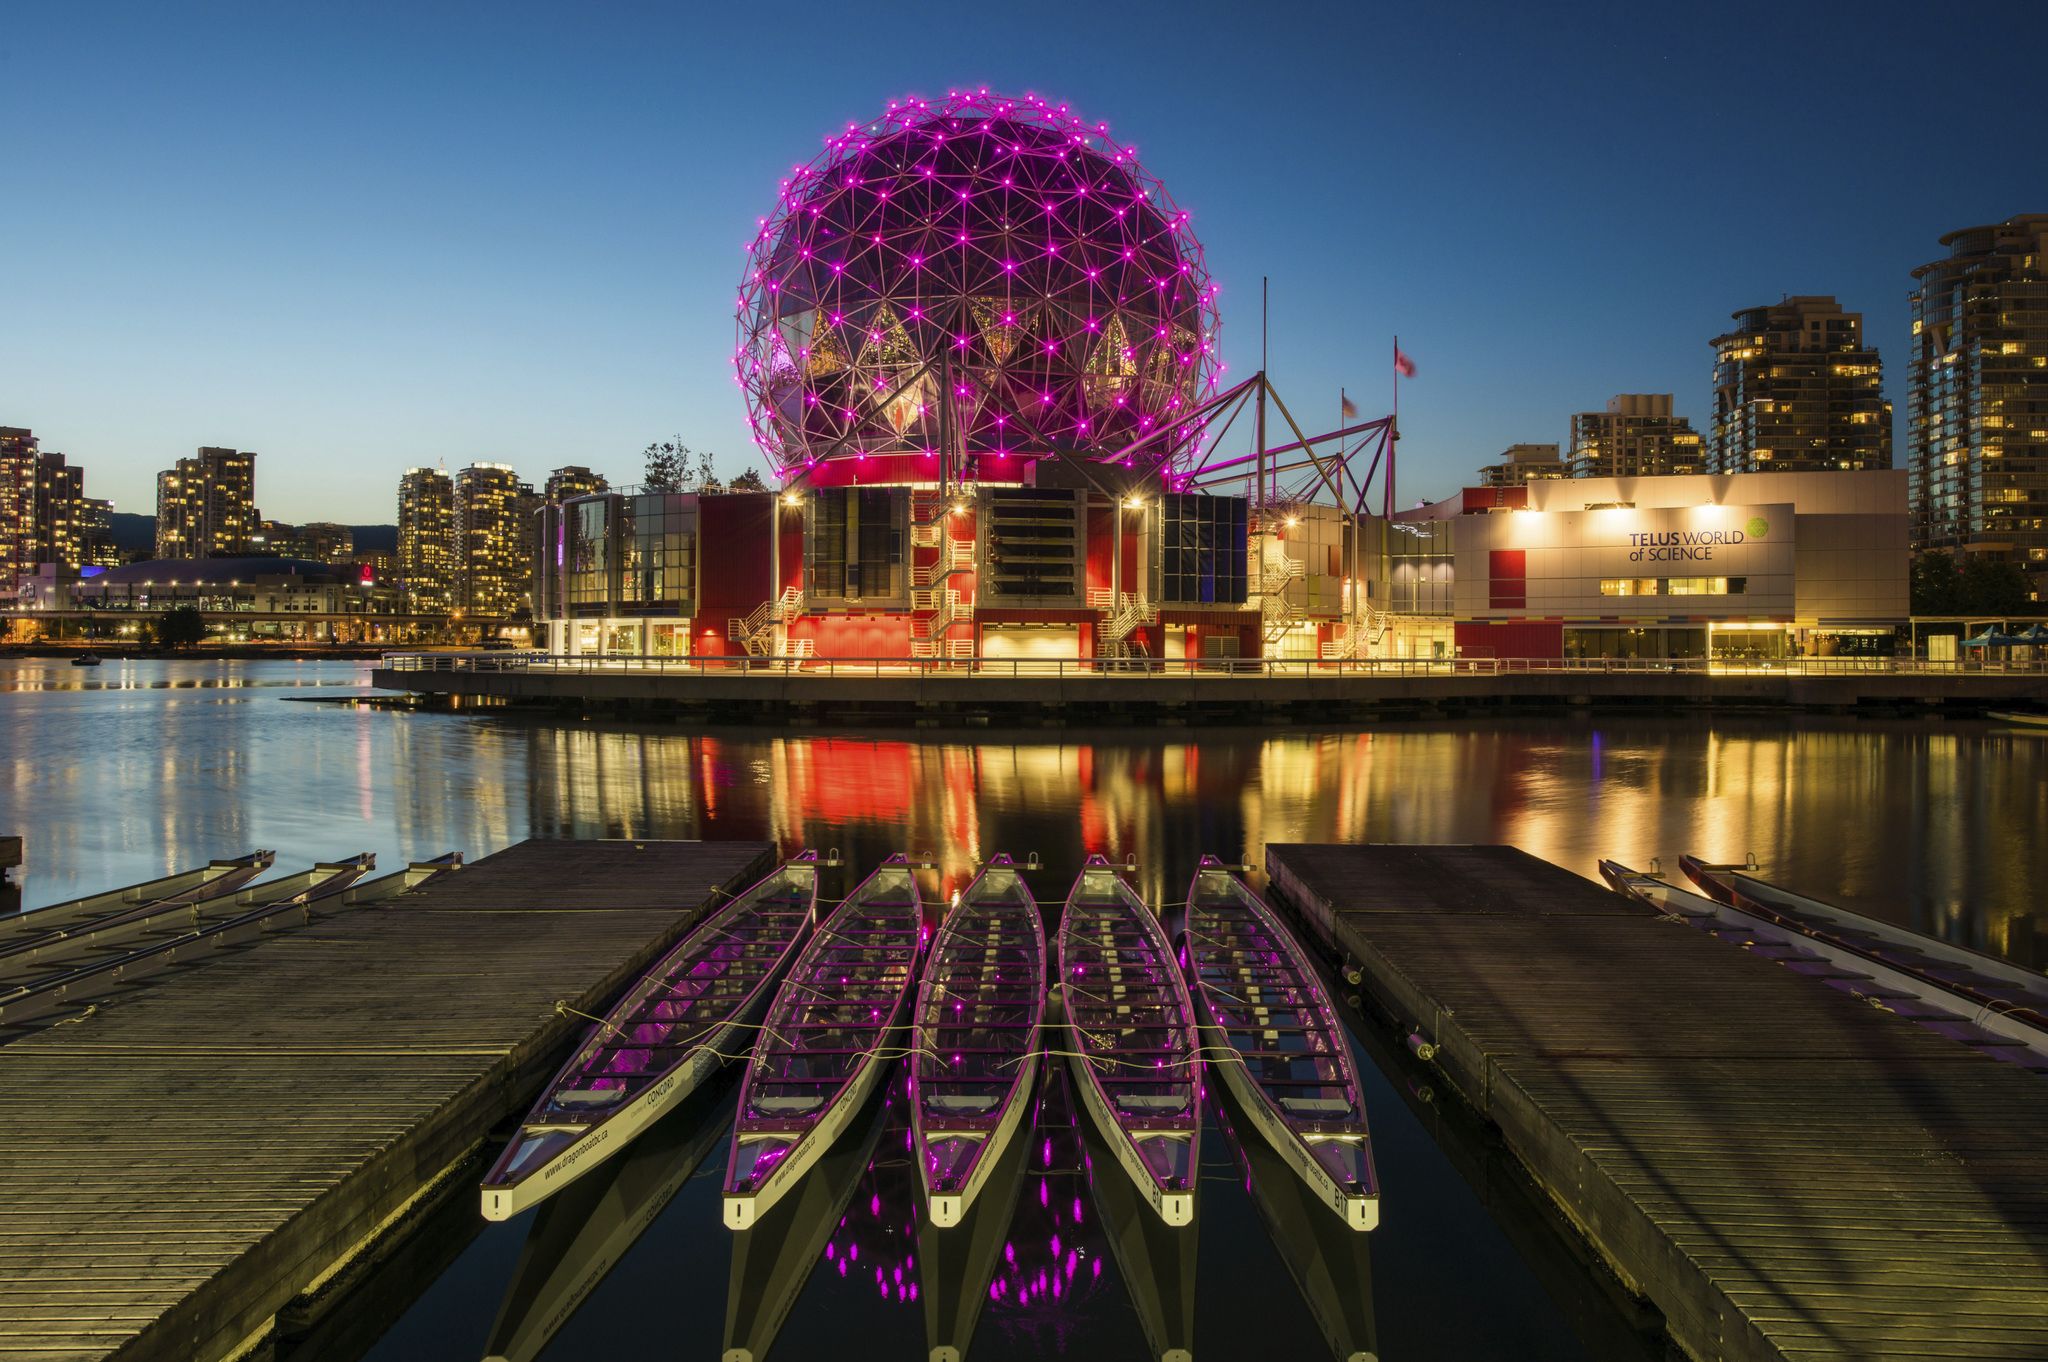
(5, 1, 2043, 524)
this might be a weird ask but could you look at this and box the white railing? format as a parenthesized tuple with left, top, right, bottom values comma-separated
(911, 587, 964, 647)
(376, 651, 2048, 681)
(912, 536, 969, 588)
(727, 587, 802, 655)
(1321, 603, 1394, 659)
(1105, 593, 1158, 643)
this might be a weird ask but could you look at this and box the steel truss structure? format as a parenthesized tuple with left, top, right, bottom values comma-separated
(735, 91, 1222, 482)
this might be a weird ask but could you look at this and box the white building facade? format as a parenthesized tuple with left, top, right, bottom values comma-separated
(1421, 470, 1908, 660)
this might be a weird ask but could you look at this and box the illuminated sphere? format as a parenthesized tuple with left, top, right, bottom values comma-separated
(735, 90, 1222, 479)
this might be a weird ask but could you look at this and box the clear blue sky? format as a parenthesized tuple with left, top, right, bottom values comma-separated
(4, 1, 2042, 523)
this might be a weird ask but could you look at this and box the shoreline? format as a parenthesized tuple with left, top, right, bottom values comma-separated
(370, 662, 2047, 726)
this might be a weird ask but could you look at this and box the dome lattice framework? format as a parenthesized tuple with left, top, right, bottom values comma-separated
(735, 91, 1223, 481)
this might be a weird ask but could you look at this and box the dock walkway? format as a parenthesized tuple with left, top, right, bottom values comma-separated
(0, 838, 770, 1362)
(1267, 843, 2048, 1362)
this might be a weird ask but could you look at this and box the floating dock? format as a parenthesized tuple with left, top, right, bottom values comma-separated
(1267, 843, 2048, 1362)
(0, 838, 770, 1362)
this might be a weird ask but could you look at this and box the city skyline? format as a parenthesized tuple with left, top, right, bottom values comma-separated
(5, 2, 2045, 522)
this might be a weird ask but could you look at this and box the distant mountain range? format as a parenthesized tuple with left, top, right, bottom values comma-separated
(109, 513, 397, 557)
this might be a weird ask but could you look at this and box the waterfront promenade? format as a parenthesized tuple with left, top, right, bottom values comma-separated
(0, 839, 768, 1362)
(374, 652, 2048, 720)
(1268, 844, 2048, 1362)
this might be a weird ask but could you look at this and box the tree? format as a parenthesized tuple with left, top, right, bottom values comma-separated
(1911, 552, 1962, 615)
(156, 606, 207, 648)
(1959, 555, 2034, 617)
(640, 438, 744, 493)
(641, 437, 688, 492)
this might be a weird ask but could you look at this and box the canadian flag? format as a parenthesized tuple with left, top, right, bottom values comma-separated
(1394, 346, 1417, 378)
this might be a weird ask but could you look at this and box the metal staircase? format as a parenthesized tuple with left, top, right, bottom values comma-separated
(910, 489, 973, 659)
(1321, 598, 1394, 659)
(910, 489, 947, 549)
(1088, 588, 1159, 658)
(1252, 536, 1305, 646)
(911, 587, 966, 659)
(728, 586, 801, 656)
(913, 533, 970, 588)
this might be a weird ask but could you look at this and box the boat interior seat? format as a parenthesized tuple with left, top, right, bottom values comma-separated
(1279, 1095, 1354, 1117)
(753, 1094, 825, 1115)
(929, 1093, 1000, 1113)
(550, 1088, 628, 1109)
(1113, 1093, 1189, 1113)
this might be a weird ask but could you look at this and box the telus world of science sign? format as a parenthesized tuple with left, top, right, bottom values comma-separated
(1458, 503, 1798, 619)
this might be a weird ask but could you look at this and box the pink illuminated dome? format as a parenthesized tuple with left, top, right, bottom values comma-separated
(735, 90, 1222, 481)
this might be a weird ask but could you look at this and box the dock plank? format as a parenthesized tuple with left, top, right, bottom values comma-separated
(0, 838, 771, 1362)
(1268, 843, 2048, 1362)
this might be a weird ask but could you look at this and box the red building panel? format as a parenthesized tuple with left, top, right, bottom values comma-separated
(788, 613, 914, 658)
(1462, 486, 1528, 513)
(778, 504, 804, 593)
(696, 492, 775, 657)
(1487, 549, 1527, 610)
(1455, 619, 1562, 659)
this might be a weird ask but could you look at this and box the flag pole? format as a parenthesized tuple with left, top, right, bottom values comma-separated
(1388, 334, 1399, 519)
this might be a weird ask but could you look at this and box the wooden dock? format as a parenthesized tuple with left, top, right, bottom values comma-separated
(1267, 843, 2048, 1362)
(0, 838, 770, 1362)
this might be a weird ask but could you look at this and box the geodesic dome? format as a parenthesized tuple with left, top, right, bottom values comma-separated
(735, 90, 1222, 481)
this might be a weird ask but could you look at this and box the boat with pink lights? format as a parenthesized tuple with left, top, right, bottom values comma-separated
(912, 854, 1047, 1228)
(1184, 856, 1378, 1231)
(1057, 855, 1201, 1227)
(723, 854, 924, 1229)
(480, 853, 819, 1220)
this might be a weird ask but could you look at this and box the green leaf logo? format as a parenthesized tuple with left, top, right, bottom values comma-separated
(1746, 517, 1770, 539)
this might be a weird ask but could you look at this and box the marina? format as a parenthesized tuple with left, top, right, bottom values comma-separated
(0, 838, 770, 1362)
(5, 674, 2048, 1361)
(3, 836, 2046, 1360)
(1602, 860, 2048, 1070)
(479, 853, 818, 1220)
(1268, 842, 2048, 1362)
(10, 11, 2048, 1362)
(1683, 857, 2048, 1037)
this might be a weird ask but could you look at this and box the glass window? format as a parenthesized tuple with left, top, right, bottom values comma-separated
(621, 494, 697, 615)
(805, 488, 904, 605)
(1158, 494, 1247, 604)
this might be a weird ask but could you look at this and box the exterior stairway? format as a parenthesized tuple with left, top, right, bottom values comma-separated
(728, 586, 801, 657)
(1089, 587, 1159, 658)
(1253, 538, 1305, 646)
(911, 587, 965, 659)
(1321, 593, 1395, 659)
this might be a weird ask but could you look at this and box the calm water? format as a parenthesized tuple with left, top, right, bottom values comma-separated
(5, 657, 2046, 1361)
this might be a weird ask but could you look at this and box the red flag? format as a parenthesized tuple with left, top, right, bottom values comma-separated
(1394, 347, 1417, 378)
(1340, 390, 1358, 419)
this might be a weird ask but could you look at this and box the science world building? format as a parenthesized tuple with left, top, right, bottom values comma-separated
(539, 90, 1321, 666)
(534, 91, 1911, 665)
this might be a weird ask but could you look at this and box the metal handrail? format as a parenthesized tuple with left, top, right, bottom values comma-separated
(374, 651, 2048, 681)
